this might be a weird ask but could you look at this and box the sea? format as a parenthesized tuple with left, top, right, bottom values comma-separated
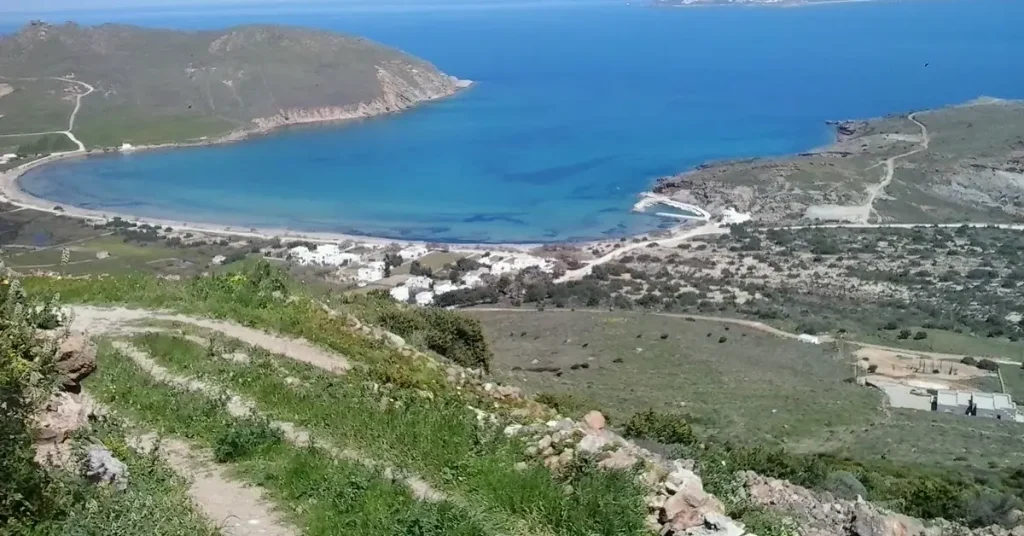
(4, 0, 1023, 243)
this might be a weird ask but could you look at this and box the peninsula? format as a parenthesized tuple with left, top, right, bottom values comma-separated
(0, 22, 469, 152)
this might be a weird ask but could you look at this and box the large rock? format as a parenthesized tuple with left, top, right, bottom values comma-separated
(852, 502, 925, 536)
(661, 475, 726, 532)
(34, 391, 93, 443)
(583, 410, 606, 431)
(55, 334, 97, 392)
(82, 445, 129, 491)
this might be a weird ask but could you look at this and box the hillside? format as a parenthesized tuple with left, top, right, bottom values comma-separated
(0, 22, 466, 148)
(653, 100, 1024, 225)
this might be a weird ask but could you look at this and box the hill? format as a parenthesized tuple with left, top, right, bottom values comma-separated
(0, 22, 466, 148)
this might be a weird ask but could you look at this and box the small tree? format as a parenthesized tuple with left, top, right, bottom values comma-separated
(897, 329, 912, 340)
(913, 331, 928, 340)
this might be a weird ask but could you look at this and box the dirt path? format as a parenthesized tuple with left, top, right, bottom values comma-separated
(130, 433, 297, 536)
(860, 112, 929, 223)
(0, 76, 93, 153)
(109, 336, 444, 502)
(69, 306, 351, 373)
(556, 222, 727, 282)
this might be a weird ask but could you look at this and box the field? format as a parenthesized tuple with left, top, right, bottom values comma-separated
(469, 309, 880, 443)
(469, 308, 1024, 486)
(0, 78, 72, 135)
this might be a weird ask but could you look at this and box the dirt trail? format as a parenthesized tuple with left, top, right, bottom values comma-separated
(109, 338, 444, 502)
(861, 112, 929, 222)
(130, 433, 296, 536)
(69, 306, 350, 373)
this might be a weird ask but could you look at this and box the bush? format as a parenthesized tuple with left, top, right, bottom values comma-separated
(964, 492, 1022, 528)
(961, 356, 978, 367)
(213, 418, 283, 463)
(823, 471, 867, 500)
(977, 359, 1000, 372)
(622, 410, 697, 446)
(913, 331, 928, 340)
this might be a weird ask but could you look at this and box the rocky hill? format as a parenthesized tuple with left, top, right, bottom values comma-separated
(0, 22, 467, 146)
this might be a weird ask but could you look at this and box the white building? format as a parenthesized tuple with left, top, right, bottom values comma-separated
(797, 334, 821, 345)
(405, 275, 434, 291)
(289, 244, 361, 266)
(389, 286, 410, 302)
(357, 261, 386, 284)
(399, 245, 430, 261)
(415, 291, 435, 306)
(0, 153, 18, 164)
(486, 254, 553, 276)
(433, 281, 466, 295)
(461, 268, 490, 288)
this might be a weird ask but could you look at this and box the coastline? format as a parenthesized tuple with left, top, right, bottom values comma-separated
(0, 78, 558, 253)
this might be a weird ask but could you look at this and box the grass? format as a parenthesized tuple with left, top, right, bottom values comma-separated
(856, 328, 1024, 362)
(85, 341, 493, 536)
(7, 421, 219, 536)
(75, 110, 238, 148)
(999, 364, 1024, 402)
(469, 309, 881, 445)
(127, 330, 649, 536)
(0, 79, 72, 135)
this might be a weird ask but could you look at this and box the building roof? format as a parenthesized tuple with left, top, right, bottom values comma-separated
(973, 392, 1014, 411)
(936, 390, 971, 407)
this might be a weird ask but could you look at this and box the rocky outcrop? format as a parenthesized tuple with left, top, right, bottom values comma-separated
(82, 445, 129, 491)
(54, 333, 97, 393)
(505, 412, 748, 536)
(250, 64, 468, 131)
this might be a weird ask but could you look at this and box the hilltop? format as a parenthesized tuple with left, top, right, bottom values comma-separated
(0, 22, 467, 149)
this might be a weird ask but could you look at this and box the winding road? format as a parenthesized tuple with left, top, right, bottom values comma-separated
(859, 112, 930, 223)
(0, 76, 94, 153)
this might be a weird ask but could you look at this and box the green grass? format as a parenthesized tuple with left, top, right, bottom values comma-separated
(999, 364, 1024, 402)
(7, 421, 219, 536)
(86, 341, 493, 536)
(75, 111, 238, 148)
(469, 309, 881, 445)
(855, 328, 1024, 362)
(0, 79, 72, 135)
(129, 330, 649, 536)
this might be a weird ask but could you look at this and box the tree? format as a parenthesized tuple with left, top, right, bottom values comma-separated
(897, 329, 912, 340)
(913, 331, 928, 340)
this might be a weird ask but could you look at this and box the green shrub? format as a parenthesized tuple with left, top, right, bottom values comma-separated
(823, 471, 867, 500)
(964, 492, 1022, 528)
(622, 410, 697, 446)
(213, 418, 283, 463)
(977, 359, 999, 372)
(913, 331, 928, 340)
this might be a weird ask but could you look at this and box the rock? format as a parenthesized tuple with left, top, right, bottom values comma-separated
(852, 502, 925, 536)
(547, 418, 575, 431)
(583, 410, 606, 431)
(34, 392, 92, 443)
(598, 449, 638, 470)
(688, 513, 746, 536)
(665, 468, 704, 497)
(504, 424, 524, 437)
(577, 432, 612, 454)
(537, 435, 553, 451)
(492, 385, 522, 401)
(514, 461, 529, 472)
(661, 490, 726, 532)
(55, 334, 97, 392)
(82, 445, 129, 491)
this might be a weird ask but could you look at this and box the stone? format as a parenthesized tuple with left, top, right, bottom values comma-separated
(583, 410, 606, 431)
(852, 502, 925, 536)
(34, 391, 93, 443)
(689, 513, 746, 536)
(514, 461, 528, 472)
(577, 432, 612, 454)
(55, 334, 97, 392)
(504, 424, 524, 437)
(82, 445, 129, 491)
(599, 449, 639, 470)
(537, 435, 553, 451)
(665, 468, 704, 497)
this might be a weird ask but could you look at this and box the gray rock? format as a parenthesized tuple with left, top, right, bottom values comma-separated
(82, 445, 129, 491)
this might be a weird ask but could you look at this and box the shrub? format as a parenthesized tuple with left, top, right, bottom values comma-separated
(961, 356, 978, 366)
(823, 471, 868, 500)
(964, 492, 1022, 528)
(622, 410, 697, 446)
(913, 331, 928, 340)
(977, 359, 999, 372)
(897, 329, 912, 340)
(213, 418, 283, 462)
(718, 336, 727, 344)
(867, 364, 878, 373)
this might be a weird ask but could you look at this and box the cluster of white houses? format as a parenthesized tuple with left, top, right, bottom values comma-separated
(934, 390, 1016, 422)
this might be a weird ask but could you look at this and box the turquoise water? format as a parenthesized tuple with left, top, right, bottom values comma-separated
(11, 0, 1024, 243)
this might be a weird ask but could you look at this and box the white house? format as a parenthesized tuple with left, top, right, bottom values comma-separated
(414, 291, 435, 306)
(399, 245, 430, 261)
(797, 334, 821, 345)
(433, 281, 466, 295)
(289, 244, 361, 266)
(405, 275, 434, 291)
(357, 261, 386, 283)
(389, 286, 410, 302)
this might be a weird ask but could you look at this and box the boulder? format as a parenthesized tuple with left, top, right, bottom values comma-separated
(583, 410, 606, 431)
(55, 334, 97, 393)
(82, 445, 129, 491)
(665, 468, 705, 497)
(598, 448, 638, 470)
(34, 391, 93, 443)
(852, 502, 925, 536)
(661, 490, 726, 531)
(577, 432, 614, 454)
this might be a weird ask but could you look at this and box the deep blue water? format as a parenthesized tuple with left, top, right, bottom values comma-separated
(9, 0, 1024, 243)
